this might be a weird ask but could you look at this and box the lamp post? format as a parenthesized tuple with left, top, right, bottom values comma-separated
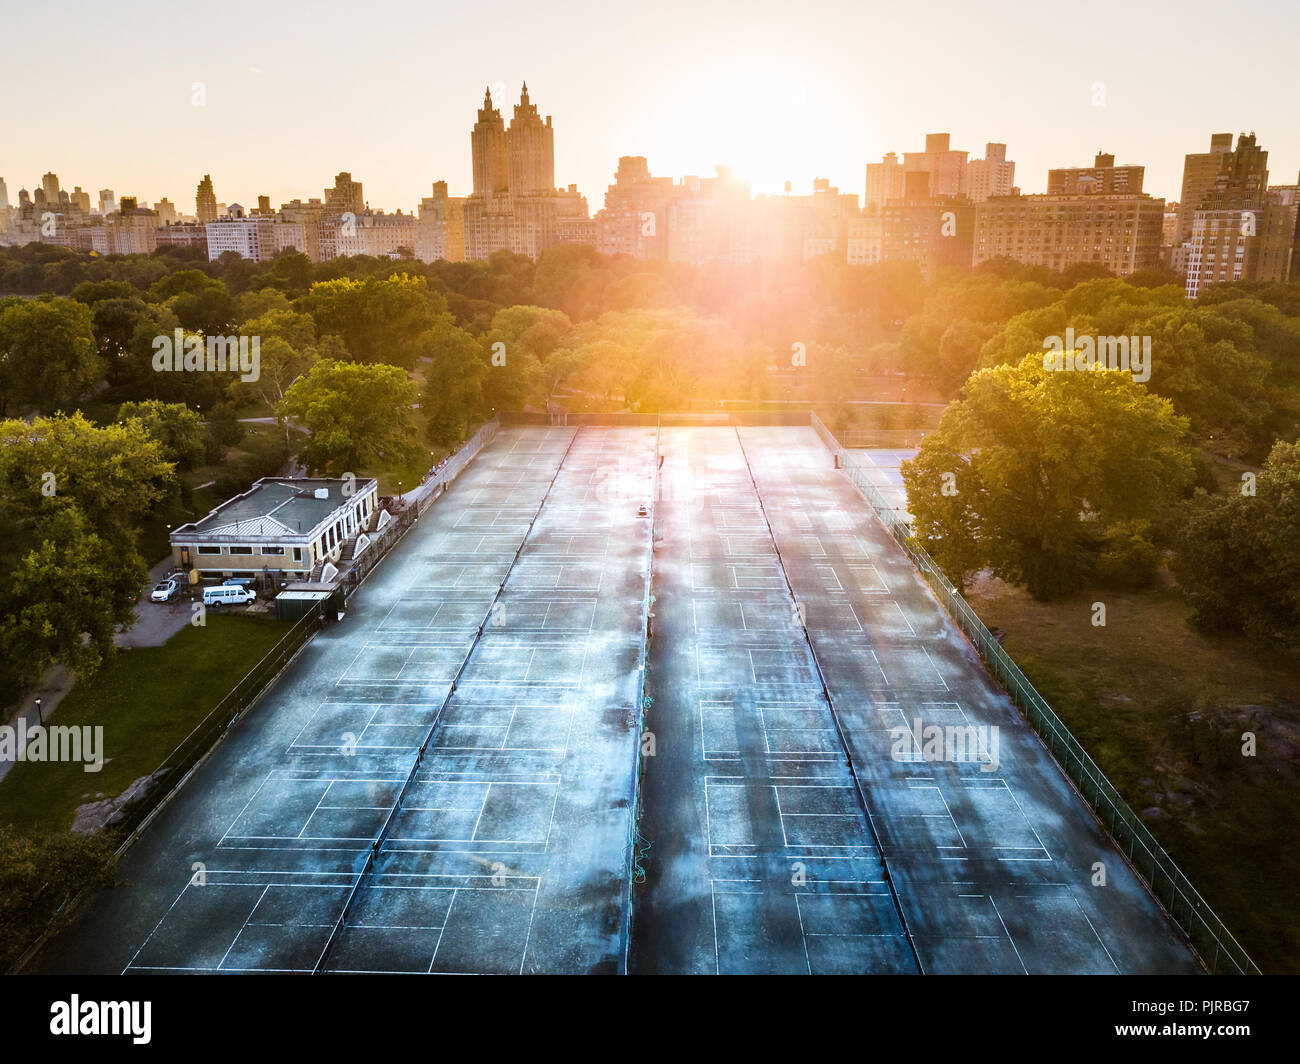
(34, 697, 42, 725)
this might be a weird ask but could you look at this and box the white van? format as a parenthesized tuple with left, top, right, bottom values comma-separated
(202, 585, 257, 608)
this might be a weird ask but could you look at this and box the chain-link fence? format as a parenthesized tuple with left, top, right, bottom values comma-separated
(810, 412, 1260, 976)
(414, 417, 501, 516)
(342, 419, 502, 594)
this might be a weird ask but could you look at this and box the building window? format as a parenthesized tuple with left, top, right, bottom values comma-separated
(230, 546, 253, 555)
(197, 545, 221, 555)
(262, 546, 285, 556)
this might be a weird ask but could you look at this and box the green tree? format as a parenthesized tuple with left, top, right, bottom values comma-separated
(0, 412, 173, 550)
(117, 400, 206, 472)
(0, 297, 103, 416)
(0, 413, 173, 689)
(421, 320, 488, 446)
(233, 309, 327, 411)
(0, 828, 115, 972)
(903, 354, 1196, 599)
(0, 508, 144, 687)
(278, 359, 420, 474)
(899, 443, 985, 593)
(1173, 441, 1300, 644)
(296, 273, 445, 367)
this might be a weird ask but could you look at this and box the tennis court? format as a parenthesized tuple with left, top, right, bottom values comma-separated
(32, 423, 1201, 975)
(627, 426, 1199, 974)
(32, 426, 656, 974)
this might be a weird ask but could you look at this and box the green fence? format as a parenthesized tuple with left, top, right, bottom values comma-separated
(810, 412, 1260, 976)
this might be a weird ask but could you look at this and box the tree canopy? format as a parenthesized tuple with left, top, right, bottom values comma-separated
(902, 354, 1197, 598)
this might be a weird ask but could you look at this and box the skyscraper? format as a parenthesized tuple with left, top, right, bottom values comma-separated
(155, 197, 178, 226)
(0, 177, 8, 212)
(196, 174, 218, 224)
(99, 189, 115, 215)
(471, 87, 509, 196)
(416, 181, 466, 263)
(506, 82, 554, 195)
(596, 155, 676, 259)
(107, 198, 158, 255)
(1176, 133, 1269, 245)
(461, 83, 587, 261)
(41, 172, 61, 207)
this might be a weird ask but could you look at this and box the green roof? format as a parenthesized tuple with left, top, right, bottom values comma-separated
(177, 478, 376, 537)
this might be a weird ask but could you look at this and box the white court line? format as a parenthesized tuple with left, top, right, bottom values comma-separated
(921, 646, 949, 691)
(999, 779, 1053, 860)
(296, 780, 339, 840)
(892, 601, 916, 636)
(516, 873, 544, 974)
(934, 786, 969, 850)
(214, 884, 271, 972)
(423, 886, 457, 973)
(987, 895, 1029, 974)
(792, 893, 813, 974)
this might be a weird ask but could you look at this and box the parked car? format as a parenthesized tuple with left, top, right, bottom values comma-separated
(636, 504, 649, 518)
(202, 585, 257, 608)
(222, 577, 254, 588)
(150, 578, 179, 603)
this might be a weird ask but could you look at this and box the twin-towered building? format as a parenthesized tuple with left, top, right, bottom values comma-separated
(456, 83, 588, 260)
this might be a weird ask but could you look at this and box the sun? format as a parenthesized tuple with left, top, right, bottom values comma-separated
(663, 58, 830, 196)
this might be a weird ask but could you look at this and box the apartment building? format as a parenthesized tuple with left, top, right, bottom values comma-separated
(205, 207, 286, 261)
(334, 209, 417, 258)
(904, 133, 969, 199)
(882, 171, 974, 274)
(973, 191, 1165, 275)
(416, 181, 466, 262)
(967, 143, 1016, 203)
(1048, 153, 1145, 196)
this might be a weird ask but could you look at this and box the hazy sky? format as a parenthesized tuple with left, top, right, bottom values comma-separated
(3, 0, 1297, 214)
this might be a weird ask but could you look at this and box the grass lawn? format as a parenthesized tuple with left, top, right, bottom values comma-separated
(367, 446, 445, 498)
(365, 393, 453, 497)
(0, 615, 285, 835)
(964, 572, 1300, 974)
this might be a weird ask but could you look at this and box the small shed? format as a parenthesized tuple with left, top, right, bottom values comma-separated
(274, 589, 333, 622)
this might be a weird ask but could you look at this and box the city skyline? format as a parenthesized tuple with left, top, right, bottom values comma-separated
(6, 101, 1296, 226)
(3, 0, 1297, 212)
(9, 91, 1296, 298)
